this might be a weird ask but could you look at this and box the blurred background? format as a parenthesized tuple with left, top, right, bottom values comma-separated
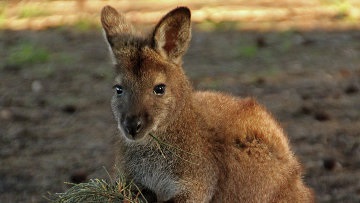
(1, 0, 360, 202)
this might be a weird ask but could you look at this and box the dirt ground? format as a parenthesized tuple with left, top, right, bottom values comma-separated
(1, 1, 360, 203)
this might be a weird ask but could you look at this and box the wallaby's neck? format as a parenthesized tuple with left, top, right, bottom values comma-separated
(156, 85, 197, 141)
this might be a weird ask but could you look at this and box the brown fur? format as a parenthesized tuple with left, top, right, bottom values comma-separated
(100, 5, 314, 202)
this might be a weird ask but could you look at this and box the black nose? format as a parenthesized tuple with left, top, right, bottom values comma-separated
(123, 116, 142, 137)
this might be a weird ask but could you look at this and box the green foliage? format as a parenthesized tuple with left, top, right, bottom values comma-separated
(18, 5, 50, 18)
(278, 29, 296, 52)
(238, 45, 258, 58)
(31, 64, 56, 78)
(197, 20, 218, 31)
(320, 0, 349, 6)
(47, 177, 145, 203)
(320, 0, 352, 20)
(6, 42, 50, 68)
(198, 20, 240, 32)
(73, 18, 99, 32)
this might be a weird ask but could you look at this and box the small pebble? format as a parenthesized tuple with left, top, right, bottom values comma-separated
(255, 77, 266, 85)
(344, 84, 359, 95)
(339, 69, 351, 78)
(62, 105, 76, 114)
(301, 94, 311, 100)
(70, 170, 88, 184)
(323, 158, 339, 171)
(31, 80, 43, 93)
(37, 99, 47, 107)
(3, 64, 21, 72)
(256, 36, 267, 48)
(0, 109, 13, 120)
(300, 105, 312, 115)
(314, 111, 331, 121)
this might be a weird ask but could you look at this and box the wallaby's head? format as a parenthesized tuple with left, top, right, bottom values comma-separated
(101, 6, 192, 141)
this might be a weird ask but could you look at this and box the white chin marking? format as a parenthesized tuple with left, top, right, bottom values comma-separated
(117, 123, 126, 137)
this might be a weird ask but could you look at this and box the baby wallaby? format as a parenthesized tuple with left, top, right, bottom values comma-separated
(101, 6, 314, 202)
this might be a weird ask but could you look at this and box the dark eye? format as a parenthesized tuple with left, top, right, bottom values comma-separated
(153, 84, 166, 95)
(113, 85, 123, 95)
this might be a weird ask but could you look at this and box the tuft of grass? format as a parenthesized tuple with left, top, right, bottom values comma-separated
(47, 171, 146, 203)
(47, 134, 200, 202)
(5, 42, 50, 68)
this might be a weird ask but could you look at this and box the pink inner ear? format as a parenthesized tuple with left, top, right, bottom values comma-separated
(163, 26, 178, 54)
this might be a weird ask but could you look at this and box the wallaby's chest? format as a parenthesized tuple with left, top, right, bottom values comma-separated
(123, 145, 182, 201)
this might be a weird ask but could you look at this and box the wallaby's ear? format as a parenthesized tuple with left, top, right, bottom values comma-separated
(101, 5, 134, 47)
(152, 7, 191, 64)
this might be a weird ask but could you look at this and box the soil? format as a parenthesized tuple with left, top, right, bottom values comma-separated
(1, 3, 360, 203)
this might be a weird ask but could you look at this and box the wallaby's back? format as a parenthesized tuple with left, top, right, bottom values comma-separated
(193, 91, 314, 202)
(100, 5, 314, 202)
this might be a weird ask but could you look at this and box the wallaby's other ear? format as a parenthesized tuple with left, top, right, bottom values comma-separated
(152, 7, 191, 64)
(101, 5, 134, 47)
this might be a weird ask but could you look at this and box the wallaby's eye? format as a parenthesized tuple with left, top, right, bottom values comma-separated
(153, 84, 166, 95)
(113, 85, 123, 95)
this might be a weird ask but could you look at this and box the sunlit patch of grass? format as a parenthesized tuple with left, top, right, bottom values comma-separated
(334, 1, 351, 20)
(0, 2, 7, 28)
(320, 0, 349, 6)
(73, 18, 100, 32)
(0, 2, 7, 15)
(5, 42, 50, 68)
(213, 21, 240, 31)
(0, 15, 5, 28)
(18, 5, 50, 18)
(197, 20, 217, 31)
(320, 0, 352, 20)
(197, 20, 240, 32)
